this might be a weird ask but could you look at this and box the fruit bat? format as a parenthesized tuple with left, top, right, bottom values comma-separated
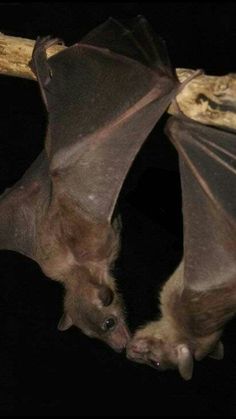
(0, 16, 180, 351)
(127, 116, 236, 378)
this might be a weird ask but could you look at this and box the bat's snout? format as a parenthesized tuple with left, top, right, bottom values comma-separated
(126, 336, 150, 359)
(107, 322, 131, 353)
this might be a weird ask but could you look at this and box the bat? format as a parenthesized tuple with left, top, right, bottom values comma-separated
(0, 16, 180, 351)
(127, 116, 236, 379)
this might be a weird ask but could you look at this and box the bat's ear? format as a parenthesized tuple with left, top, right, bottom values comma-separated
(177, 344, 194, 381)
(208, 341, 224, 360)
(98, 285, 114, 307)
(57, 313, 73, 331)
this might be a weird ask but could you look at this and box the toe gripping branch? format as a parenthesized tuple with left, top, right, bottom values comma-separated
(29, 36, 63, 109)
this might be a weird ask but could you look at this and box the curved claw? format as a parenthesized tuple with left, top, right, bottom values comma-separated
(30, 36, 62, 74)
(29, 36, 64, 109)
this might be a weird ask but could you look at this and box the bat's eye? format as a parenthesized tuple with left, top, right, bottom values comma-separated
(149, 359, 160, 369)
(102, 317, 116, 332)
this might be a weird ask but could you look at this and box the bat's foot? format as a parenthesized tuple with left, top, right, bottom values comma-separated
(29, 36, 64, 108)
(29, 36, 63, 75)
(126, 320, 224, 380)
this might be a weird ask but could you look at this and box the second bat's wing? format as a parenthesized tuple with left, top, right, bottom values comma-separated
(30, 16, 180, 223)
(165, 117, 236, 293)
(0, 152, 51, 260)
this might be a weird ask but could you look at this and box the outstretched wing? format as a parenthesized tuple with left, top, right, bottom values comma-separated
(0, 152, 51, 260)
(81, 16, 173, 76)
(31, 16, 179, 222)
(165, 117, 236, 291)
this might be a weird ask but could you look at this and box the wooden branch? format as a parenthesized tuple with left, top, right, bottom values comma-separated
(170, 69, 236, 131)
(0, 33, 64, 79)
(0, 33, 236, 131)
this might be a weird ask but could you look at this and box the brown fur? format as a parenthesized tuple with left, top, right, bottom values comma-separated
(34, 192, 129, 352)
(127, 261, 236, 377)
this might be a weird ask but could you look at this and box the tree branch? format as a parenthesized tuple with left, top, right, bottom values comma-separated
(0, 33, 236, 130)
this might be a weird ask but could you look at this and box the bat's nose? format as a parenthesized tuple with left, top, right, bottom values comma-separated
(108, 323, 130, 352)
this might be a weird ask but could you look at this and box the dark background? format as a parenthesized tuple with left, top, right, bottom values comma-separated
(0, 2, 236, 416)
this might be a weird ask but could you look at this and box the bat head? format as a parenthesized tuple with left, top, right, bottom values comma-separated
(45, 207, 130, 351)
(58, 266, 130, 352)
(127, 327, 193, 380)
(127, 321, 224, 380)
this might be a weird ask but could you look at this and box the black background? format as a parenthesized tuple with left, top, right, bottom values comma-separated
(0, 2, 236, 416)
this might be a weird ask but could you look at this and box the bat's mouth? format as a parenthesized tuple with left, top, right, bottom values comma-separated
(126, 343, 161, 368)
(126, 345, 147, 364)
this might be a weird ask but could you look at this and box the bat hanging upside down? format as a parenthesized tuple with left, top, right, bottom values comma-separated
(0, 17, 181, 351)
(127, 117, 236, 379)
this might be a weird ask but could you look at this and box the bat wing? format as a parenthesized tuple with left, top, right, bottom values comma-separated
(31, 17, 179, 222)
(81, 16, 173, 76)
(165, 117, 236, 291)
(0, 152, 51, 260)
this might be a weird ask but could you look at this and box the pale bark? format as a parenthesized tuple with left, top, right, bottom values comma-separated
(0, 33, 236, 130)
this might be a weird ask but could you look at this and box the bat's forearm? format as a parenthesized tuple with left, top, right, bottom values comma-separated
(0, 33, 236, 131)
